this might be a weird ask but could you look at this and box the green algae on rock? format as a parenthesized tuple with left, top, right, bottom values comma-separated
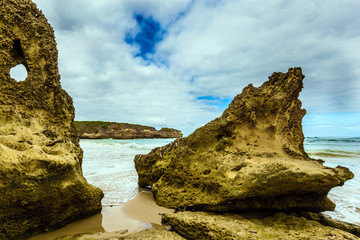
(134, 68, 353, 213)
(74, 121, 183, 139)
(0, 0, 103, 239)
(162, 211, 359, 240)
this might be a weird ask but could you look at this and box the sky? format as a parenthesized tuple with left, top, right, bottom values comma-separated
(25, 0, 360, 137)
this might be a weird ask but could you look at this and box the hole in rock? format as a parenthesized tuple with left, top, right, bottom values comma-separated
(13, 39, 24, 58)
(10, 64, 28, 82)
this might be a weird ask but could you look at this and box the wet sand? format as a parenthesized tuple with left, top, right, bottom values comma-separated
(28, 191, 174, 240)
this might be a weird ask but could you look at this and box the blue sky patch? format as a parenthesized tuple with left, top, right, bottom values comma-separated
(197, 96, 233, 110)
(125, 14, 166, 60)
(303, 112, 360, 137)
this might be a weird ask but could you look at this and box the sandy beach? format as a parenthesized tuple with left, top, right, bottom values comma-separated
(27, 190, 277, 240)
(28, 191, 174, 240)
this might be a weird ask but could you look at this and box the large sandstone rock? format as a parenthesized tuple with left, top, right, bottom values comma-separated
(0, 0, 103, 239)
(135, 68, 353, 212)
(162, 211, 359, 240)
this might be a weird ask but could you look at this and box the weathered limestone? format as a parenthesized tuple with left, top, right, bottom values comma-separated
(299, 211, 360, 237)
(162, 211, 359, 240)
(54, 226, 185, 240)
(0, 0, 103, 239)
(118, 227, 185, 240)
(135, 68, 353, 212)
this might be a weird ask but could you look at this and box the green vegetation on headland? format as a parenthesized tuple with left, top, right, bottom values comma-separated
(74, 121, 183, 139)
(74, 121, 154, 132)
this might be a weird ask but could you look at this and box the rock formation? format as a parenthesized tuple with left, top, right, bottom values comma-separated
(0, 1, 103, 239)
(162, 211, 359, 240)
(299, 211, 360, 237)
(135, 68, 353, 213)
(74, 121, 183, 139)
(73, 225, 186, 240)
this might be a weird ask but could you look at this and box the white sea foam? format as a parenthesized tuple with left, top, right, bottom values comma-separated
(80, 138, 174, 206)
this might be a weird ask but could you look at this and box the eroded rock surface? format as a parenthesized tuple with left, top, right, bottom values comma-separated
(162, 211, 359, 240)
(55, 226, 185, 240)
(74, 121, 183, 139)
(299, 212, 360, 237)
(0, 1, 103, 239)
(135, 68, 353, 212)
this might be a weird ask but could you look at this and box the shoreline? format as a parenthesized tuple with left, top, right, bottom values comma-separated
(28, 136, 360, 239)
(28, 191, 174, 240)
(24, 188, 360, 239)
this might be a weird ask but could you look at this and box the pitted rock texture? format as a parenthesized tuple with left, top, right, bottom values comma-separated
(135, 68, 353, 212)
(55, 226, 186, 240)
(162, 211, 359, 240)
(299, 212, 360, 237)
(0, 1, 103, 239)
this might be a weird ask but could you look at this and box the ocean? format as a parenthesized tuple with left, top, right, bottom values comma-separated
(80, 137, 360, 225)
(304, 137, 360, 225)
(81, 139, 175, 206)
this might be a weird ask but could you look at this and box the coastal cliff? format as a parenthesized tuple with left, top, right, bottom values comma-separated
(0, 1, 103, 239)
(74, 121, 183, 139)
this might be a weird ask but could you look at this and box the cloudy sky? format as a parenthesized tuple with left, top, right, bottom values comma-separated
(29, 0, 359, 136)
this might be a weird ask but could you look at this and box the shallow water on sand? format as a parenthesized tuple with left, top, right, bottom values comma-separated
(81, 137, 360, 225)
(28, 191, 173, 240)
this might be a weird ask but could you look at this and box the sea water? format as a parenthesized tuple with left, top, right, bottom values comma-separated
(80, 137, 360, 225)
(80, 138, 175, 206)
(304, 137, 360, 225)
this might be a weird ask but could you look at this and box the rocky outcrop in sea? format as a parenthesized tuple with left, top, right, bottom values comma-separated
(0, 1, 103, 239)
(135, 67, 353, 213)
(134, 68, 358, 239)
(74, 121, 183, 139)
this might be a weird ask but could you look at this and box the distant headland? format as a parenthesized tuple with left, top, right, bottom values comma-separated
(74, 121, 183, 139)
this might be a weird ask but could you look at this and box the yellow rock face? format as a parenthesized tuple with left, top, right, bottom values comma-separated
(0, 0, 103, 239)
(163, 211, 359, 240)
(135, 68, 353, 212)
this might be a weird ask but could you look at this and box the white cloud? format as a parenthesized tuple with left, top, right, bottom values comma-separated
(32, 0, 360, 136)
(157, 0, 360, 107)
